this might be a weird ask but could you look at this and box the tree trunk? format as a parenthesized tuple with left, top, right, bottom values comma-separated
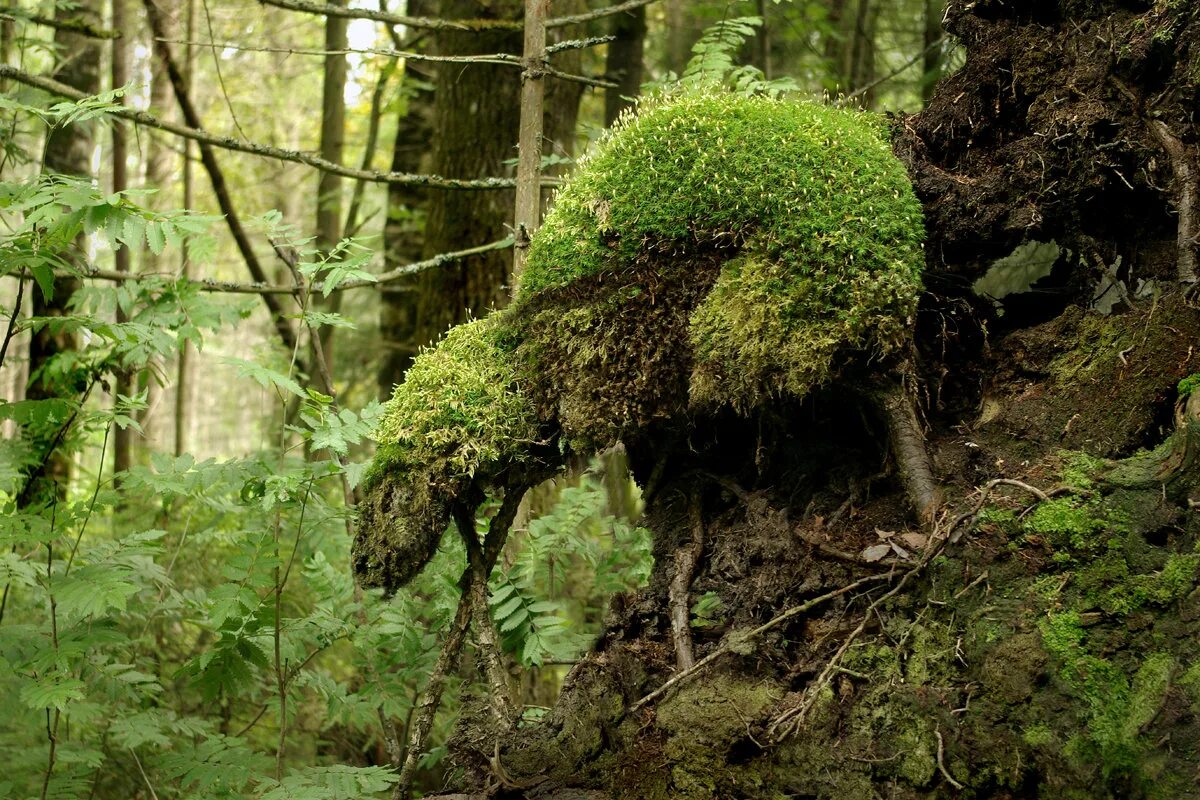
(25, 0, 102, 501)
(378, 1, 436, 396)
(111, 0, 132, 483)
(311, 0, 347, 388)
(603, 3, 645, 126)
(422, 3, 1200, 798)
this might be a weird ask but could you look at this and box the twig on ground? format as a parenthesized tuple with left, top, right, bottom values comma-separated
(630, 572, 893, 713)
(936, 728, 965, 790)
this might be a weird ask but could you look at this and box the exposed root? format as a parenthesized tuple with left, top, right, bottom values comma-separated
(935, 728, 965, 791)
(1147, 119, 1199, 285)
(880, 381, 943, 529)
(668, 490, 706, 670)
(768, 475, 1052, 742)
(393, 487, 527, 800)
(456, 503, 517, 727)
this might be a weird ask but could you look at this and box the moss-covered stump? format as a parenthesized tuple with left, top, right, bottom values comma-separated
(356, 90, 925, 592)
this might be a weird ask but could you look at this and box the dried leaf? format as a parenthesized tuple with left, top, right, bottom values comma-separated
(900, 532, 928, 551)
(862, 544, 891, 562)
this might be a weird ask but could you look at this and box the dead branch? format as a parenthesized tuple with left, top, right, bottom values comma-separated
(140, 0, 299, 356)
(152, 39, 617, 88)
(1, 8, 120, 38)
(49, 237, 514, 295)
(0, 66, 559, 190)
(668, 491, 706, 670)
(257, 0, 657, 32)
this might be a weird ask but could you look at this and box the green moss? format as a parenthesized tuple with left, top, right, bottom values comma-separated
(1177, 372, 1200, 398)
(1059, 450, 1109, 492)
(1022, 723, 1054, 747)
(1180, 662, 1200, 713)
(1039, 611, 1176, 786)
(517, 89, 924, 414)
(365, 314, 537, 488)
(1024, 495, 1117, 553)
(654, 674, 782, 799)
(354, 314, 544, 592)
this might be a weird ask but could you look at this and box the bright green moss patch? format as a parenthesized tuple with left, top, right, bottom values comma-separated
(365, 314, 537, 488)
(517, 90, 924, 413)
(1024, 495, 1118, 552)
(354, 314, 542, 592)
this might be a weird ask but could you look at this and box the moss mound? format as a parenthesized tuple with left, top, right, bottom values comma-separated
(353, 315, 539, 592)
(516, 90, 924, 428)
(357, 91, 925, 587)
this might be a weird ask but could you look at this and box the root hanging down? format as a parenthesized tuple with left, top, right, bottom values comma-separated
(668, 491, 706, 670)
(880, 381, 943, 528)
(1148, 119, 1199, 285)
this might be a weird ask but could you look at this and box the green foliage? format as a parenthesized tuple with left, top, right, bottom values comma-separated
(680, 16, 800, 98)
(490, 476, 652, 667)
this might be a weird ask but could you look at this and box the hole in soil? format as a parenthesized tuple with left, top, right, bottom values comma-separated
(727, 734, 764, 765)
(975, 240, 1079, 328)
(1143, 525, 1171, 547)
(1133, 389, 1180, 455)
(973, 240, 1061, 309)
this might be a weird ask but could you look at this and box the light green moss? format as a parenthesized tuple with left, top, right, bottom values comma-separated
(365, 314, 537, 489)
(1039, 611, 1175, 786)
(517, 89, 924, 412)
(1023, 495, 1117, 553)
(354, 314, 542, 592)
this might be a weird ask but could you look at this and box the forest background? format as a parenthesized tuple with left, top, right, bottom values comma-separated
(0, 1, 952, 798)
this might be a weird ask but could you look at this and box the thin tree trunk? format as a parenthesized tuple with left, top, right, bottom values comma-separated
(142, 0, 301, 357)
(111, 0, 131, 483)
(311, 0, 347, 385)
(25, 0, 103, 501)
(603, 3, 644, 126)
(175, 0, 194, 457)
(512, 0, 547, 279)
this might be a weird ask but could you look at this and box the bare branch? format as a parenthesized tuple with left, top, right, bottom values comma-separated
(0, 65, 559, 190)
(152, 38, 617, 87)
(257, 0, 657, 32)
(0, 8, 120, 38)
(52, 237, 515, 295)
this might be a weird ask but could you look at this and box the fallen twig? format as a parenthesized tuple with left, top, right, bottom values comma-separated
(630, 572, 893, 713)
(936, 728, 965, 790)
